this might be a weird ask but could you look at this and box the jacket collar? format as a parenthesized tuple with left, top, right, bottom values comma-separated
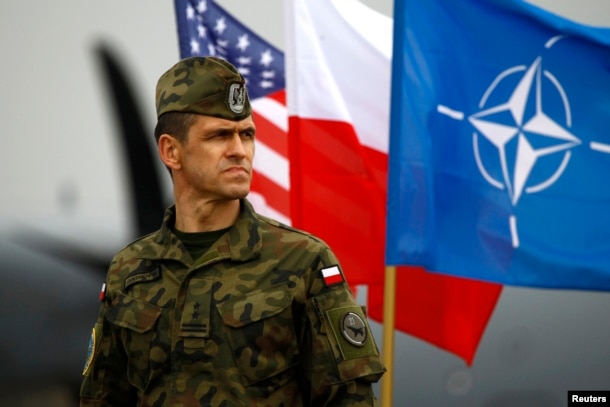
(143, 199, 262, 265)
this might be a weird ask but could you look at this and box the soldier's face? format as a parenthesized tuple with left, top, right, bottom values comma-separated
(178, 114, 255, 201)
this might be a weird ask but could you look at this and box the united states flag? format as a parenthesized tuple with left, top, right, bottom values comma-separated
(174, 0, 291, 225)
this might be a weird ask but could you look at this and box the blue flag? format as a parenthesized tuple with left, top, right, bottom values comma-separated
(173, 0, 284, 100)
(386, 0, 610, 290)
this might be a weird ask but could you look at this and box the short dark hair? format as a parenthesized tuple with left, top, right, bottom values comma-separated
(154, 112, 199, 176)
(154, 111, 199, 144)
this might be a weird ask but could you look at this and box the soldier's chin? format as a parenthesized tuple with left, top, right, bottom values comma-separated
(229, 185, 251, 200)
(235, 190, 250, 200)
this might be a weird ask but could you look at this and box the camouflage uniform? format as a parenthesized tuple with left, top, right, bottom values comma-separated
(80, 56, 384, 405)
(80, 200, 385, 406)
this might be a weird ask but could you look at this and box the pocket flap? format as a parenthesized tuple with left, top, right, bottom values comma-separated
(217, 285, 291, 328)
(105, 292, 162, 333)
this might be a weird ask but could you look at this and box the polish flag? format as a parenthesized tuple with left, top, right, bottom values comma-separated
(284, 0, 502, 365)
(321, 265, 345, 287)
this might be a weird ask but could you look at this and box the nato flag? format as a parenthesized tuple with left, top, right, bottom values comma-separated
(386, 0, 610, 290)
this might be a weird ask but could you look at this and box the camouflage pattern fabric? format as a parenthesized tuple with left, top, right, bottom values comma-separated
(80, 199, 385, 406)
(155, 56, 252, 120)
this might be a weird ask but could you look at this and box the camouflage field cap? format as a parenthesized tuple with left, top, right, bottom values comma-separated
(155, 56, 251, 120)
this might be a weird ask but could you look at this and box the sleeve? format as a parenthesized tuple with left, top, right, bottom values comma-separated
(79, 288, 138, 407)
(301, 247, 386, 406)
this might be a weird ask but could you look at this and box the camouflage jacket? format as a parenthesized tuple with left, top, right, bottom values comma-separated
(80, 199, 385, 406)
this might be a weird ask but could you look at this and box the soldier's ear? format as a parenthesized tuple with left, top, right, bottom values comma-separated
(158, 134, 182, 171)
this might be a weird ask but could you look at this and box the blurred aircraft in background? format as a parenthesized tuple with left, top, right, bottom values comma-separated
(0, 44, 168, 407)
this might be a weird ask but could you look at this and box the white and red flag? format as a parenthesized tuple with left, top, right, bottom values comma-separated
(284, 0, 502, 365)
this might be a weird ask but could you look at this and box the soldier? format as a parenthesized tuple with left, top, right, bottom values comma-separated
(79, 56, 385, 406)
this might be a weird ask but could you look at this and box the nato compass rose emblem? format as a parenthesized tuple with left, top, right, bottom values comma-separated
(436, 35, 610, 248)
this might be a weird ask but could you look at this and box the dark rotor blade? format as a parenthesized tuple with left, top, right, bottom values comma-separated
(95, 43, 166, 236)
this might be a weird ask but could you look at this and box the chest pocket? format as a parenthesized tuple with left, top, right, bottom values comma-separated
(217, 285, 299, 386)
(105, 292, 163, 391)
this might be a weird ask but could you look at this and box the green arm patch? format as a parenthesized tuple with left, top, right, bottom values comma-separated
(326, 306, 378, 361)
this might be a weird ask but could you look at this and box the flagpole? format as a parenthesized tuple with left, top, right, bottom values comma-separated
(381, 265, 396, 407)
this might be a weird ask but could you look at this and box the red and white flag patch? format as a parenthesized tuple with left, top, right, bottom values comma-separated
(99, 283, 107, 302)
(321, 265, 344, 287)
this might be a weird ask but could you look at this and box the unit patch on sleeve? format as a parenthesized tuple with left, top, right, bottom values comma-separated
(321, 265, 345, 287)
(82, 324, 100, 376)
(326, 306, 378, 360)
(341, 311, 367, 346)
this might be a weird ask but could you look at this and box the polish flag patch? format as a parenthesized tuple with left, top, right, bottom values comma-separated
(321, 265, 344, 287)
(99, 283, 107, 302)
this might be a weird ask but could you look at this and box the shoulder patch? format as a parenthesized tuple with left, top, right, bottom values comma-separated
(326, 306, 378, 360)
(321, 265, 344, 287)
(82, 324, 100, 376)
(99, 283, 106, 302)
(341, 311, 367, 346)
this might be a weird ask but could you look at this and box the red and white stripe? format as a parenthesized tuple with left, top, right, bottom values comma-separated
(321, 265, 345, 286)
(250, 90, 291, 225)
